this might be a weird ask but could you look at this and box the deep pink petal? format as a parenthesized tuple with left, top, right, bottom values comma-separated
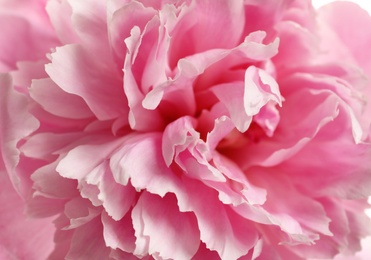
(65, 217, 111, 260)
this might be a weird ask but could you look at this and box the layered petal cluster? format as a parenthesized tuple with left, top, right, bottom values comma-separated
(1, 0, 371, 259)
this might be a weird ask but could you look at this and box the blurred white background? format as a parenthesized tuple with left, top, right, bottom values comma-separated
(312, 0, 371, 218)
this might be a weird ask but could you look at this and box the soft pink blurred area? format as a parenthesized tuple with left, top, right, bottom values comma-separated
(313, 0, 371, 14)
(314, 2, 371, 258)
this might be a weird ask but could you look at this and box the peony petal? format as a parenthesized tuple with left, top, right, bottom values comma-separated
(244, 66, 282, 117)
(232, 88, 342, 169)
(212, 66, 282, 132)
(248, 169, 332, 240)
(46, 0, 80, 45)
(102, 211, 136, 253)
(123, 26, 165, 131)
(21, 132, 85, 160)
(68, 0, 112, 60)
(162, 116, 198, 166)
(282, 109, 371, 199)
(176, 178, 259, 260)
(0, 1, 58, 71)
(0, 164, 55, 260)
(110, 133, 182, 196)
(83, 160, 136, 221)
(169, 0, 245, 63)
(132, 192, 200, 260)
(57, 136, 124, 180)
(318, 1, 371, 77)
(0, 73, 39, 195)
(63, 197, 101, 230)
(108, 1, 156, 64)
(143, 31, 279, 117)
(318, 2, 371, 142)
(212, 81, 253, 132)
(30, 78, 94, 119)
(65, 216, 111, 260)
(31, 160, 79, 199)
(162, 116, 226, 182)
(45, 44, 127, 120)
(11, 60, 48, 89)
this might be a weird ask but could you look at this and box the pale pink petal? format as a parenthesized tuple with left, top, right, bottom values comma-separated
(212, 66, 282, 132)
(102, 211, 136, 253)
(57, 136, 124, 180)
(68, 0, 113, 60)
(253, 101, 281, 137)
(107, 1, 156, 65)
(82, 160, 136, 220)
(142, 31, 279, 117)
(212, 82, 252, 132)
(233, 88, 341, 169)
(273, 20, 318, 70)
(123, 26, 165, 131)
(162, 116, 226, 182)
(132, 192, 200, 260)
(211, 152, 267, 206)
(162, 116, 198, 166)
(46, 0, 80, 45)
(176, 178, 259, 260)
(318, 2, 371, 76)
(246, 170, 336, 257)
(30, 78, 94, 119)
(283, 112, 371, 199)
(45, 44, 127, 120)
(110, 133, 182, 196)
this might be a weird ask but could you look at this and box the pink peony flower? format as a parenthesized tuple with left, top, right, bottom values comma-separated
(1, 0, 371, 259)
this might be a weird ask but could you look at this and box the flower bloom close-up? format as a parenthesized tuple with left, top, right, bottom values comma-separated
(1, 0, 371, 259)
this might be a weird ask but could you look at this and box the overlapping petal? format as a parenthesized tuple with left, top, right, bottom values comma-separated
(0, 0, 371, 259)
